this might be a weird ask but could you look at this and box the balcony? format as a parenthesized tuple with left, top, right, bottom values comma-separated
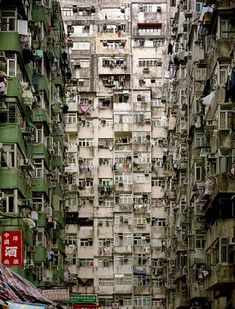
(113, 244, 132, 254)
(114, 285, 132, 294)
(32, 178, 49, 197)
(134, 266, 151, 276)
(32, 5, 50, 31)
(32, 107, 50, 126)
(37, 212, 47, 228)
(216, 38, 233, 59)
(204, 173, 235, 212)
(134, 285, 151, 294)
(205, 263, 235, 289)
(34, 245, 47, 263)
(0, 32, 21, 51)
(0, 168, 31, 199)
(114, 183, 132, 192)
(32, 144, 50, 168)
(7, 77, 25, 108)
(114, 123, 133, 132)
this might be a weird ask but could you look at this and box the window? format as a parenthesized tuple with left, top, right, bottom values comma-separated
(133, 131, 150, 144)
(72, 41, 90, 50)
(118, 194, 133, 205)
(134, 276, 151, 286)
(134, 153, 151, 164)
(134, 234, 150, 245)
(114, 255, 132, 266)
(152, 178, 165, 187)
(114, 173, 132, 185)
(134, 215, 150, 226)
(134, 173, 150, 184)
(152, 99, 164, 107)
(138, 58, 162, 67)
(6, 53, 17, 76)
(152, 117, 167, 127)
(98, 258, 113, 268)
(80, 238, 93, 247)
(195, 133, 207, 147)
(115, 233, 132, 246)
(78, 197, 93, 207)
(221, 238, 229, 263)
(79, 119, 94, 127)
(134, 254, 149, 266)
(219, 19, 232, 39)
(99, 238, 113, 247)
(67, 233, 77, 246)
(194, 165, 203, 181)
(152, 278, 166, 286)
(79, 259, 93, 267)
(0, 11, 16, 31)
(33, 194, 44, 212)
(34, 158, 44, 178)
(218, 63, 229, 85)
(152, 218, 166, 227)
(97, 219, 113, 227)
(78, 79, 90, 87)
(115, 213, 131, 225)
(219, 110, 232, 130)
(195, 236, 205, 249)
(65, 113, 77, 124)
(99, 279, 113, 286)
(134, 296, 151, 307)
(78, 139, 93, 147)
(98, 199, 114, 207)
(2, 191, 14, 213)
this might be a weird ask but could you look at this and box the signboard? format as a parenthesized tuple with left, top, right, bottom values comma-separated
(70, 295, 96, 304)
(1, 231, 22, 266)
(42, 289, 70, 301)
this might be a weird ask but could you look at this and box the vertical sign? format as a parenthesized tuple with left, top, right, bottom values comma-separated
(1, 230, 23, 266)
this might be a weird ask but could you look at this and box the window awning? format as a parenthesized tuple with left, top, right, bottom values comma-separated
(0, 265, 54, 305)
(137, 23, 162, 29)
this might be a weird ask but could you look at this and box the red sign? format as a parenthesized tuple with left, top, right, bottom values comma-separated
(1, 230, 23, 266)
(73, 305, 97, 309)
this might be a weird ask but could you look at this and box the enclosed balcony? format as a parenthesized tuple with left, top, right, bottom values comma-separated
(204, 173, 235, 213)
(0, 169, 31, 199)
(34, 245, 47, 263)
(32, 178, 49, 197)
(205, 263, 235, 289)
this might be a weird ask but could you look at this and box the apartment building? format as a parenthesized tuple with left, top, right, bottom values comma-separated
(165, 0, 235, 308)
(0, 0, 67, 286)
(60, 0, 170, 308)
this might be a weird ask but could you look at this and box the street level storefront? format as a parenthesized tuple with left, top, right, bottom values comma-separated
(0, 265, 54, 306)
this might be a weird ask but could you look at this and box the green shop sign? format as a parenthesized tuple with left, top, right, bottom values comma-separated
(69, 294, 97, 304)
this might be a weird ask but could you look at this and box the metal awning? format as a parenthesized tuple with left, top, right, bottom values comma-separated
(0, 265, 54, 305)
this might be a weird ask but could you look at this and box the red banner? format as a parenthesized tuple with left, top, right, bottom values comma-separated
(1, 231, 23, 266)
(73, 305, 97, 309)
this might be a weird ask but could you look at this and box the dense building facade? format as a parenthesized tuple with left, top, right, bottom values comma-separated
(60, 0, 170, 308)
(165, 0, 235, 308)
(0, 0, 68, 286)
